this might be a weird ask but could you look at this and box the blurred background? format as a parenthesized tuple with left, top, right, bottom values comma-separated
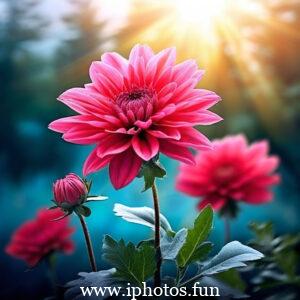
(1, 0, 300, 299)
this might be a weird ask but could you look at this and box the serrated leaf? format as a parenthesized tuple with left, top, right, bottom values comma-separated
(64, 269, 119, 300)
(139, 159, 166, 191)
(113, 203, 172, 233)
(177, 205, 213, 268)
(200, 241, 264, 277)
(102, 235, 156, 287)
(161, 229, 187, 260)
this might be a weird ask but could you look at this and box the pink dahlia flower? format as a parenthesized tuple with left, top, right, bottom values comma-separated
(6, 209, 74, 267)
(53, 173, 87, 208)
(49, 45, 222, 189)
(176, 135, 280, 211)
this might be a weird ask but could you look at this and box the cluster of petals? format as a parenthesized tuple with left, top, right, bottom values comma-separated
(176, 135, 280, 210)
(53, 173, 87, 207)
(49, 44, 222, 189)
(6, 209, 74, 267)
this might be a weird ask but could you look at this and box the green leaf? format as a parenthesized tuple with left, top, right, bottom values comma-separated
(199, 241, 264, 277)
(275, 250, 298, 278)
(102, 235, 156, 287)
(75, 205, 91, 217)
(177, 205, 213, 268)
(161, 229, 187, 260)
(139, 158, 166, 191)
(215, 269, 246, 292)
(249, 222, 274, 243)
(189, 242, 213, 264)
(113, 203, 173, 233)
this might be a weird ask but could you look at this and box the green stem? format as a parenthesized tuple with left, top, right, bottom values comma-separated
(45, 254, 57, 295)
(151, 182, 162, 288)
(224, 216, 231, 244)
(78, 214, 97, 272)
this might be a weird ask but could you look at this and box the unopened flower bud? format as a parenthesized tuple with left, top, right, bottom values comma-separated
(53, 173, 87, 209)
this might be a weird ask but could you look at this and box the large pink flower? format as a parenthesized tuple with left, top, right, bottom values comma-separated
(176, 135, 280, 211)
(49, 45, 222, 189)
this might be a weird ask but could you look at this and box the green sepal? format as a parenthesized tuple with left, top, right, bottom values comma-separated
(219, 199, 239, 219)
(48, 205, 58, 210)
(74, 205, 91, 217)
(83, 178, 92, 193)
(138, 156, 166, 191)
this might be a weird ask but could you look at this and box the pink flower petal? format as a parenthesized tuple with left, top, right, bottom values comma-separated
(89, 61, 124, 92)
(148, 126, 181, 140)
(97, 134, 131, 158)
(176, 90, 221, 111)
(134, 119, 152, 129)
(101, 52, 128, 76)
(129, 44, 154, 66)
(160, 140, 195, 165)
(163, 110, 223, 126)
(174, 127, 212, 150)
(132, 133, 159, 161)
(63, 127, 105, 145)
(83, 147, 112, 176)
(172, 59, 198, 84)
(198, 197, 226, 210)
(58, 88, 106, 115)
(109, 148, 142, 189)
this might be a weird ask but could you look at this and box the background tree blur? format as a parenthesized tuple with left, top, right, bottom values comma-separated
(55, 0, 108, 88)
(0, 0, 108, 181)
(0, 0, 55, 180)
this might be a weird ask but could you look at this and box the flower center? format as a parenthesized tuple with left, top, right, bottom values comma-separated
(128, 91, 144, 100)
(115, 89, 156, 122)
(214, 165, 235, 181)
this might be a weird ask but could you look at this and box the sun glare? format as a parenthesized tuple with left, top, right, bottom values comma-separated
(174, 0, 227, 31)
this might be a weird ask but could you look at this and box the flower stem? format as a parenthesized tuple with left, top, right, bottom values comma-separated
(224, 216, 231, 244)
(45, 254, 57, 295)
(78, 214, 97, 272)
(151, 182, 162, 288)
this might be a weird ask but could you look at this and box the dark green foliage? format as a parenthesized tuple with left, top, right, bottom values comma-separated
(65, 206, 264, 298)
(247, 222, 300, 299)
(102, 235, 156, 287)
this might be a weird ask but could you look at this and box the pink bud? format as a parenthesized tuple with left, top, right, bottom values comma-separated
(53, 173, 87, 208)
